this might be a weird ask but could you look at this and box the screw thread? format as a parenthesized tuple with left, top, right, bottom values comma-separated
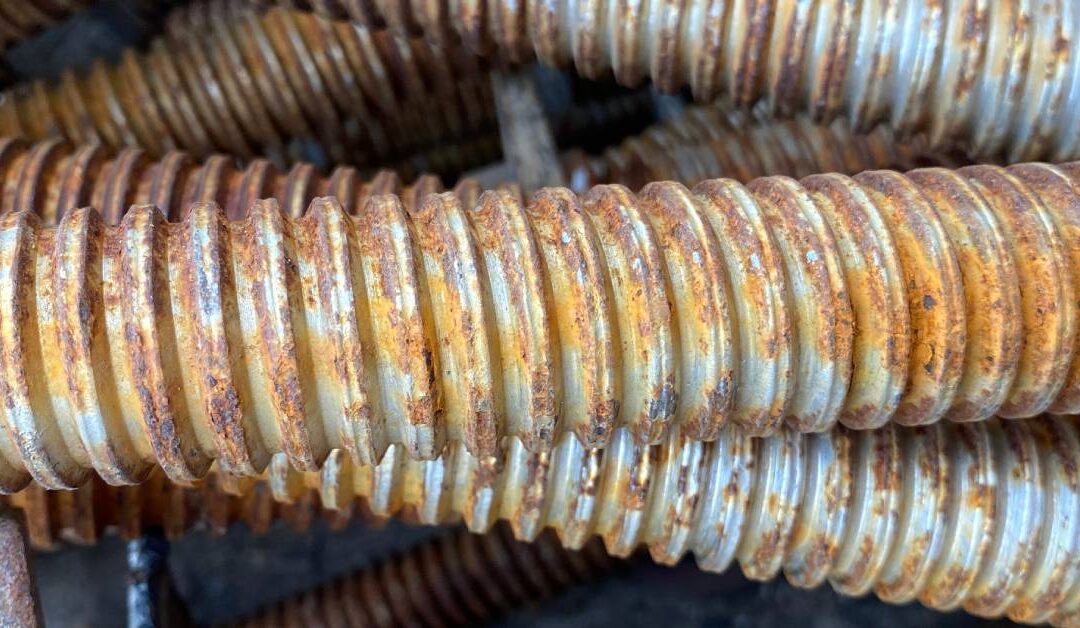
(297, 0, 1080, 162)
(0, 3, 497, 169)
(0, 162, 1077, 489)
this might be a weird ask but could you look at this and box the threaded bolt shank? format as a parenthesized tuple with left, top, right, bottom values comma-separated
(268, 415, 1080, 626)
(0, 162, 1077, 490)
(297, 0, 1080, 162)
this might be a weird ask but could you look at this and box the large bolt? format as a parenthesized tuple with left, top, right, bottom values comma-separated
(5, 468, 371, 550)
(222, 523, 613, 626)
(261, 415, 1080, 626)
(14, 415, 1078, 624)
(0, 161, 1077, 489)
(0, 4, 497, 170)
(0, 137, 461, 225)
(564, 105, 960, 192)
(285, 0, 1080, 163)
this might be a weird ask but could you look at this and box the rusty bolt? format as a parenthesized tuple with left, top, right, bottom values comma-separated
(288, 0, 1080, 163)
(4, 467, 377, 551)
(253, 415, 1080, 626)
(16, 415, 1075, 623)
(0, 137, 465, 226)
(0, 3, 497, 170)
(223, 523, 613, 626)
(563, 105, 961, 193)
(0, 161, 1079, 489)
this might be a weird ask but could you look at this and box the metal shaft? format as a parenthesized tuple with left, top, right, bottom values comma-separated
(284, 0, 1080, 163)
(5, 468, 371, 550)
(0, 162, 1078, 490)
(0, 4, 497, 169)
(564, 105, 961, 192)
(0, 504, 42, 627)
(0, 137, 461, 226)
(263, 415, 1080, 626)
(223, 524, 613, 627)
(12, 415, 1078, 624)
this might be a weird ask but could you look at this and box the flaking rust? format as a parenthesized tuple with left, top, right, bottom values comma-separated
(2, 159, 1080, 488)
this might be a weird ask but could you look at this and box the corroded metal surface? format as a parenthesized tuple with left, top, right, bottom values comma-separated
(564, 106, 961, 192)
(0, 3, 498, 171)
(5, 468, 375, 551)
(0, 137, 452, 224)
(224, 523, 612, 627)
(254, 416, 1080, 626)
(292, 0, 1080, 162)
(0, 504, 42, 627)
(0, 162, 1080, 489)
(12, 416, 1079, 624)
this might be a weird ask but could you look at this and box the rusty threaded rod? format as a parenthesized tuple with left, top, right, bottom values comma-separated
(5, 467, 377, 551)
(0, 137, 469, 226)
(0, 4, 497, 169)
(564, 105, 961, 193)
(279, 0, 1080, 163)
(223, 523, 613, 627)
(0, 162, 1079, 490)
(15, 415, 1077, 624)
(250, 415, 1080, 626)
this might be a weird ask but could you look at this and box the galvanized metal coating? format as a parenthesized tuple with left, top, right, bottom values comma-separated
(295, 0, 1080, 162)
(225, 523, 612, 627)
(257, 415, 1080, 626)
(0, 4, 498, 171)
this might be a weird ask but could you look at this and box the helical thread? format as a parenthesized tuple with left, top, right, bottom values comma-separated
(5, 468, 373, 550)
(224, 524, 613, 627)
(265, 415, 1080, 626)
(0, 161, 1079, 491)
(288, 0, 1080, 162)
(0, 3, 497, 170)
(0, 137, 460, 226)
(565, 105, 961, 192)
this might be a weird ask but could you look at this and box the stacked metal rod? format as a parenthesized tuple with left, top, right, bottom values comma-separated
(224, 524, 613, 627)
(0, 159, 1077, 490)
(209, 416, 1080, 626)
(7, 468, 368, 550)
(12, 413, 1080, 624)
(0, 3, 499, 172)
(276, 0, 1080, 163)
(563, 105, 960, 192)
(0, 137, 457, 224)
(0, 105, 941, 544)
